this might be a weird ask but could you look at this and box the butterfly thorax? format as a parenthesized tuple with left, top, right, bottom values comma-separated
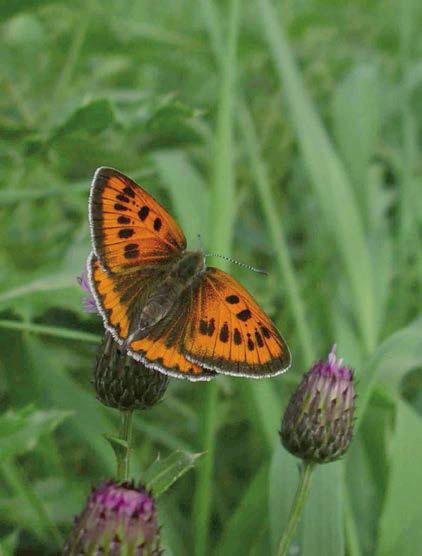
(127, 251, 205, 343)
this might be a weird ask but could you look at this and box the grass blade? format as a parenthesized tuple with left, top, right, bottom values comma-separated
(375, 400, 422, 555)
(193, 2, 240, 554)
(215, 465, 268, 556)
(239, 102, 314, 367)
(258, 0, 377, 354)
(0, 320, 101, 344)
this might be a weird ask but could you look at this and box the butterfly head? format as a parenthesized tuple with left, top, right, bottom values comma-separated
(176, 250, 206, 282)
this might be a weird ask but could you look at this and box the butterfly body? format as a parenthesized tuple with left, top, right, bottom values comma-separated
(126, 250, 205, 345)
(88, 167, 291, 381)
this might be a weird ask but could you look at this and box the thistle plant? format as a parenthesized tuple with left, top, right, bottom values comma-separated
(77, 270, 169, 481)
(63, 481, 162, 555)
(62, 271, 171, 554)
(95, 332, 169, 412)
(277, 346, 356, 556)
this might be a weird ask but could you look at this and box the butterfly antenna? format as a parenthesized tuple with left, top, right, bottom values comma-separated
(205, 253, 268, 275)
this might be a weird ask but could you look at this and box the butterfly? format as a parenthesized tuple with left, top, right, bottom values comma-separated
(87, 167, 291, 381)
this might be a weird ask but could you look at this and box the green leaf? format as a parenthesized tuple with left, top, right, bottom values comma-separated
(0, 530, 19, 556)
(0, 272, 75, 305)
(258, 0, 377, 353)
(357, 316, 422, 427)
(240, 380, 283, 453)
(216, 465, 269, 556)
(23, 335, 114, 473)
(0, 1, 55, 20)
(332, 64, 381, 207)
(269, 445, 301, 552)
(0, 406, 71, 463)
(52, 98, 115, 138)
(301, 463, 345, 556)
(143, 450, 203, 498)
(376, 400, 422, 556)
(153, 150, 209, 244)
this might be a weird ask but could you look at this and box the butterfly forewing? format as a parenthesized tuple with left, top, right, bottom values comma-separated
(183, 268, 291, 377)
(89, 167, 186, 273)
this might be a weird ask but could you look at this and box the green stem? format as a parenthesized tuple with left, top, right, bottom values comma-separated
(277, 462, 314, 556)
(193, 2, 239, 555)
(0, 319, 101, 343)
(116, 410, 133, 481)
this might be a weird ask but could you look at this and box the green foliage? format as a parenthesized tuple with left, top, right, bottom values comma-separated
(143, 450, 203, 498)
(0, 0, 421, 555)
(0, 406, 71, 463)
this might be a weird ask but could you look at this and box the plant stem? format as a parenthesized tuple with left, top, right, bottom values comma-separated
(277, 461, 314, 556)
(193, 1, 239, 554)
(116, 410, 133, 481)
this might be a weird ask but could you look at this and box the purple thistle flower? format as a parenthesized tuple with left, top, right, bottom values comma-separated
(280, 345, 356, 464)
(77, 270, 98, 314)
(63, 481, 162, 555)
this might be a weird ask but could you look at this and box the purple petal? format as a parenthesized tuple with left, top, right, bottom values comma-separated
(77, 271, 98, 314)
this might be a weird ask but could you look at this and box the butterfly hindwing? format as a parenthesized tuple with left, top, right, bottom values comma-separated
(89, 167, 186, 273)
(183, 268, 291, 377)
(88, 251, 163, 341)
(128, 290, 214, 381)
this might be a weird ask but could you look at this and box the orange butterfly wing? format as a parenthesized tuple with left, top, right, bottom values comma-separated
(88, 251, 160, 340)
(183, 268, 291, 377)
(89, 167, 186, 273)
(89, 252, 211, 380)
(128, 289, 214, 381)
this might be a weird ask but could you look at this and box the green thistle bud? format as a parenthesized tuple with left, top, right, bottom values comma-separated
(280, 346, 356, 464)
(94, 333, 169, 411)
(63, 481, 162, 555)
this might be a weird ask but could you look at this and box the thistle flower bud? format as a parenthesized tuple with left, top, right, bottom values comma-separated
(280, 346, 355, 464)
(77, 269, 169, 410)
(63, 481, 161, 555)
(95, 333, 169, 411)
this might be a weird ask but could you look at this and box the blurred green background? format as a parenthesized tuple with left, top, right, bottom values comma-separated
(0, 1, 421, 555)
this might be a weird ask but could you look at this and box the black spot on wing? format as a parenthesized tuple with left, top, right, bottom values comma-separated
(255, 330, 264, 348)
(119, 229, 134, 239)
(116, 194, 130, 203)
(236, 309, 251, 321)
(118, 215, 131, 224)
(234, 328, 242, 345)
(226, 294, 240, 304)
(114, 203, 128, 212)
(154, 217, 162, 231)
(219, 323, 229, 343)
(124, 243, 140, 259)
(123, 186, 135, 198)
(138, 206, 149, 221)
(261, 326, 271, 338)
